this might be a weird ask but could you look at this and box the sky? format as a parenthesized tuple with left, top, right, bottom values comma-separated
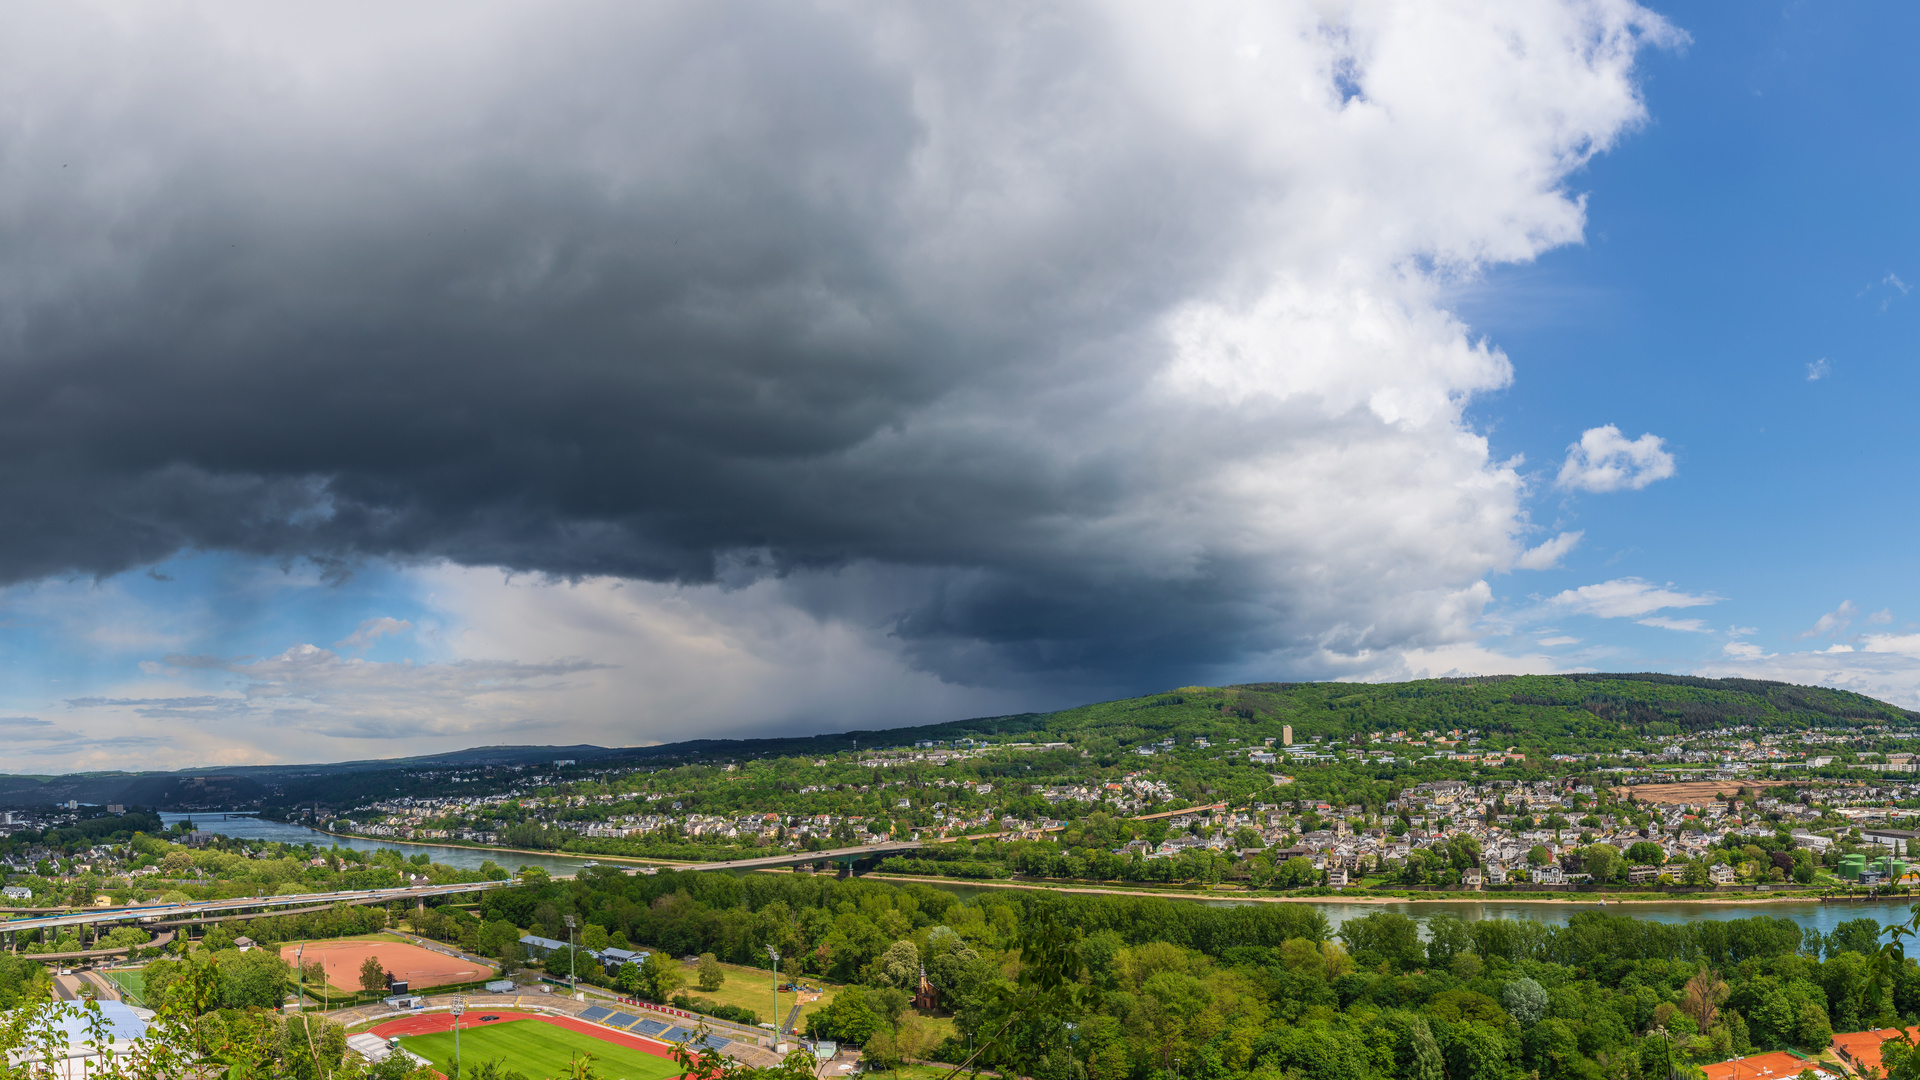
(2, 1, 1916, 772)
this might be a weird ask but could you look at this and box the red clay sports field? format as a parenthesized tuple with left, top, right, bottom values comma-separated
(369, 1010, 682, 1063)
(282, 940, 494, 990)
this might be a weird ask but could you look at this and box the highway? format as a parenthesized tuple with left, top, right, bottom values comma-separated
(2, 880, 515, 940)
(1, 842, 920, 942)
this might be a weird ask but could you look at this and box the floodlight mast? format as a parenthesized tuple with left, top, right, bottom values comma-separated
(767, 945, 780, 1049)
(451, 995, 467, 1079)
(563, 915, 577, 992)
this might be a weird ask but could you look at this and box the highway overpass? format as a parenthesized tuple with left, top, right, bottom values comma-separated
(2, 880, 516, 945)
(2, 842, 921, 945)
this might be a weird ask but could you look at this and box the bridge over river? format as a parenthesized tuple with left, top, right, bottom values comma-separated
(3, 841, 921, 949)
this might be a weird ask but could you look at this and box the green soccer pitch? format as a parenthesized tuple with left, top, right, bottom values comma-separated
(399, 1020, 685, 1080)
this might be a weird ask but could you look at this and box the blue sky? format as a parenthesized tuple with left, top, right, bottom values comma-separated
(1451, 2, 1920, 675)
(3, 2, 1915, 772)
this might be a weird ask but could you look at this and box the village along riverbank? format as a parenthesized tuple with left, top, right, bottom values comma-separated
(170, 813, 1920, 936)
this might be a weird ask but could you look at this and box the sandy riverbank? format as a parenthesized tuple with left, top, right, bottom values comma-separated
(859, 872, 1869, 907)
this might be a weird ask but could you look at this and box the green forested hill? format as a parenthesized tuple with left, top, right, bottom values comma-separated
(1018, 673, 1919, 757)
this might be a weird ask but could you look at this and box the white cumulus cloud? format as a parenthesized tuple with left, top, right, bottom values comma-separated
(1556, 425, 1677, 492)
(1545, 578, 1718, 619)
(335, 616, 413, 651)
(1517, 531, 1584, 571)
(1798, 601, 1857, 640)
(1636, 616, 1709, 632)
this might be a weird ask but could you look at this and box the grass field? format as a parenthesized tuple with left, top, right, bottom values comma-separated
(400, 1020, 683, 1080)
(651, 957, 842, 1030)
(866, 1066, 964, 1080)
(104, 969, 146, 1005)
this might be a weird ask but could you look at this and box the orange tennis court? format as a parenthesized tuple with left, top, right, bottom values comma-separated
(282, 939, 494, 990)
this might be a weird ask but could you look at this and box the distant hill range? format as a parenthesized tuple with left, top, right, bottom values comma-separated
(6, 672, 1910, 809)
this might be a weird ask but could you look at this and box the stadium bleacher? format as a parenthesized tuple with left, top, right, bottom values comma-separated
(606, 1012, 643, 1030)
(696, 1034, 731, 1052)
(663, 1026, 696, 1043)
(579, 1006, 614, 1024)
(636, 1019, 671, 1037)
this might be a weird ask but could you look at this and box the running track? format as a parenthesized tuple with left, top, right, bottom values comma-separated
(369, 1010, 686, 1072)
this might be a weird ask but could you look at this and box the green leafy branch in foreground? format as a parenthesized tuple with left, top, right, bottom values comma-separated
(0, 950, 433, 1080)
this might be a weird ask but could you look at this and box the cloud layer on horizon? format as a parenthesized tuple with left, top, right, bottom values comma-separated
(0, 1, 1687, 764)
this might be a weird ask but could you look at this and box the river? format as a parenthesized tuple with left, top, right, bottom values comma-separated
(158, 812, 597, 878)
(167, 814, 1918, 937)
(866, 884, 1920, 937)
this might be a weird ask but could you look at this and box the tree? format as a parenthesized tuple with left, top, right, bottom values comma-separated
(1386, 1011, 1443, 1080)
(875, 941, 919, 990)
(359, 955, 388, 993)
(1338, 912, 1422, 972)
(1829, 918, 1882, 959)
(1502, 977, 1548, 1025)
(863, 1027, 904, 1072)
(581, 924, 610, 953)
(221, 948, 293, 1010)
(1526, 845, 1550, 867)
(1444, 1021, 1514, 1080)
(1795, 1000, 1833, 1051)
(869, 986, 911, 1030)
(1276, 857, 1317, 889)
(1684, 967, 1727, 1033)
(1793, 848, 1817, 884)
(101, 925, 150, 950)
(1425, 914, 1472, 967)
(698, 952, 726, 992)
(1429, 988, 1507, 1026)
(640, 952, 683, 1002)
(1574, 841, 1620, 883)
(1626, 841, 1666, 866)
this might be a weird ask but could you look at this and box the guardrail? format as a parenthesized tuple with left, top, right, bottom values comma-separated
(1, 880, 516, 937)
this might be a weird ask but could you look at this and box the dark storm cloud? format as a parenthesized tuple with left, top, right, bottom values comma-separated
(0, 1, 1668, 690)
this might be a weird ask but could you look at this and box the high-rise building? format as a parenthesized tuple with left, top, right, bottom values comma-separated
(1282, 725, 1293, 746)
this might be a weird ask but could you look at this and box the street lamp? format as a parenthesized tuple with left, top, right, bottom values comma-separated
(767, 945, 780, 1049)
(563, 915, 577, 993)
(1064, 1022, 1078, 1080)
(295, 944, 304, 1015)
(451, 995, 467, 1080)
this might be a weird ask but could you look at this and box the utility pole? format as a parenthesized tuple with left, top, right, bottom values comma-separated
(451, 995, 467, 1080)
(563, 915, 577, 994)
(1064, 1022, 1077, 1080)
(767, 945, 780, 1050)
